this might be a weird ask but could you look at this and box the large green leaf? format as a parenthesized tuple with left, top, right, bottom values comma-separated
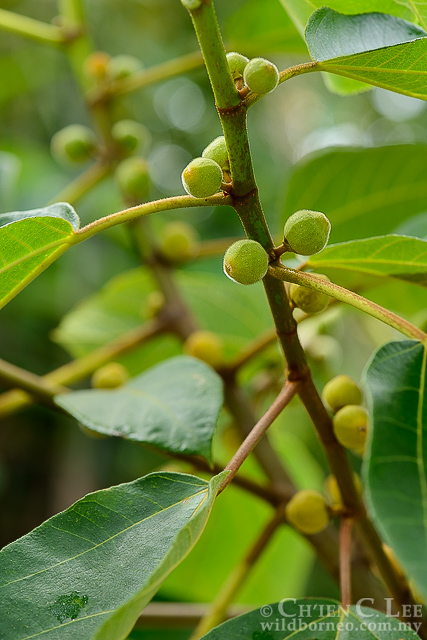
(306, 8, 426, 60)
(55, 356, 223, 463)
(364, 340, 427, 603)
(0, 202, 79, 310)
(305, 9, 427, 99)
(0, 471, 224, 640)
(282, 145, 427, 243)
(52, 268, 273, 360)
(199, 598, 421, 638)
(309, 235, 427, 286)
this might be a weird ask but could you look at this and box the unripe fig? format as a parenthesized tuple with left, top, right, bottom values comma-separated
(111, 120, 151, 155)
(289, 275, 330, 315)
(285, 490, 330, 535)
(159, 221, 200, 262)
(226, 51, 249, 80)
(324, 473, 363, 508)
(182, 157, 223, 198)
(284, 209, 331, 256)
(91, 362, 129, 389)
(243, 57, 279, 95)
(322, 374, 363, 413)
(144, 291, 166, 319)
(108, 54, 142, 80)
(184, 330, 224, 368)
(333, 404, 369, 449)
(51, 124, 97, 164)
(115, 156, 149, 201)
(83, 51, 111, 82)
(202, 136, 229, 171)
(223, 239, 269, 285)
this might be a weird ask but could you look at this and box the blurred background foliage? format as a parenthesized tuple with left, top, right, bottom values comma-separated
(1, 0, 427, 637)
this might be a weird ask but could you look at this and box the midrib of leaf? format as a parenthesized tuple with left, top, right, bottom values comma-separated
(0, 235, 72, 276)
(417, 344, 427, 548)
(0, 484, 207, 589)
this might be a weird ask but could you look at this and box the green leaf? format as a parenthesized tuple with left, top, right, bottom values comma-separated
(279, 0, 415, 36)
(364, 340, 427, 603)
(309, 235, 427, 286)
(199, 598, 422, 638)
(225, 0, 306, 55)
(0, 471, 225, 640)
(306, 9, 427, 99)
(283, 145, 427, 243)
(55, 356, 223, 463)
(52, 268, 273, 360)
(0, 202, 79, 310)
(306, 8, 426, 61)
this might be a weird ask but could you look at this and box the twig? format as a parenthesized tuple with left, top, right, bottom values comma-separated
(340, 518, 353, 608)
(218, 381, 299, 494)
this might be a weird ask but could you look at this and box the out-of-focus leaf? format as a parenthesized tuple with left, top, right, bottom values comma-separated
(0, 202, 78, 310)
(365, 340, 427, 603)
(52, 268, 273, 359)
(309, 235, 427, 286)
(225, 0, 305, 54)
(282, 145, 427, 243)
(0, 151, 20, 213)
(56, 356, 223, 463)
(0, 471, 224, 640)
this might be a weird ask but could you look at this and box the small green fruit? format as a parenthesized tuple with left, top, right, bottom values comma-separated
(226, 51, 249, 80)
(181, 157, 223, 198)
(159, 221, 199, 262)
(51, 124, 97, 164)
(184, 330, 224, 368)
(243, 57, 279, 95)
(284, 210, 331, 256)
(115, 156, 149, 201)
(144, 291, 166, 319)
(289, 275, 330, 315)
(111, 120, 151, 155)
(333, 405, 369, 449)
(322, 374, 363, 413)
(285, 490, 330, 535)
(202, 136, 229, 171)
(108, 54, 142, 80)
(223, 239, 269, 285)
(91, 362, 129, 389)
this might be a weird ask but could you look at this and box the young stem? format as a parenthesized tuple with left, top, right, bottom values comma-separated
(73, 194, 232, 243)
(218, 381, 299, 494)
(189, 503, 288, 639)
(0, 8, 63, 45)
(268, 263, 426, 341)
(340, 518, 353, 608)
